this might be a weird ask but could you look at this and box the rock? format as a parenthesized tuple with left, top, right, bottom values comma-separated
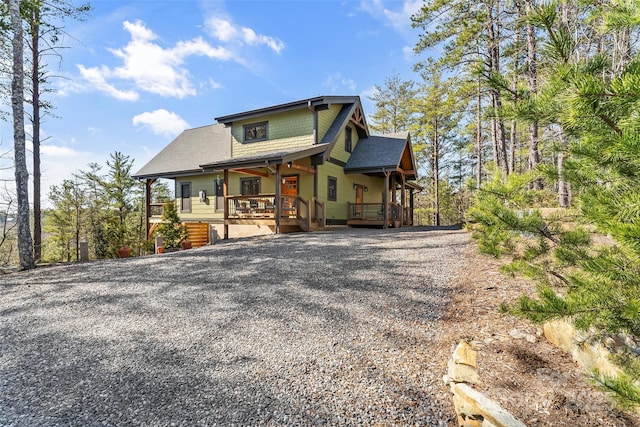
(447, 359, 480, 385)
(453, 341, 478, 368)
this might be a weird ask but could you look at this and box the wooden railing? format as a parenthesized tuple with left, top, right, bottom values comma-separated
(312, 197, 326, 228)
(226, 195, 276, 218)
(296, 197, 310, 232)
(347, 202, 402, 222)
(149, 203, 165, 217)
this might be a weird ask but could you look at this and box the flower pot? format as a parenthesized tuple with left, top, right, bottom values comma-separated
(156, 246, 165, 254)
(181, 240, 192, 250)
(118, 246, 131, 258)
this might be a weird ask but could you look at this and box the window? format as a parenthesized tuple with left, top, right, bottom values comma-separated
(215, 178, 224, 212)
(243, 121, 268, 142)
(345, 126, 352, 153)
(327, 176, 337, 201)
(180, 182, 191, 213)
(241, 177, 261, 195)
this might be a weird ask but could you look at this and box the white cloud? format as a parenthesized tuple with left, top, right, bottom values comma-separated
(360, 0, 422, 33)
(132, 109, 190, 137)
(41, 145, 88, 158)
(76, 20, 234, 100)
(402, 45, 415, 61)
(77, 65, 139, 101)
(323, 72, 357, 93)
(205, 16, 284, 53)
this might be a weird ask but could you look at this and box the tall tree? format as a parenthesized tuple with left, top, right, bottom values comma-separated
(412, 72, 464, 226)
(23, 0, 90, 262)
(368, 72, 417, 134)
(9, 0, 34, 270)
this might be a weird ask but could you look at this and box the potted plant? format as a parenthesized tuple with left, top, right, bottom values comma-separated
(118, 245, 131, 258)
(181, 239, 192, 250)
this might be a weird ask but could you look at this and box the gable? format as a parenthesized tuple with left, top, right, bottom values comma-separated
(343, 132, 417, 179)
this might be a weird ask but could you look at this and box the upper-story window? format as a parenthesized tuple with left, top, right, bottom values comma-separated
(345, 126, 352, 153)
(243, 121, 268, 142)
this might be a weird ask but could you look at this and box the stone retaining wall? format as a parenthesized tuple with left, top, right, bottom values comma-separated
(444, 341, 526, 427)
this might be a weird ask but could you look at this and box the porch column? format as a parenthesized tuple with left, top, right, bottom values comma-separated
(383, 171, 389, 229)
(401, 174, 406, 227)
(223, 168, 229, 240)
(275, 164, 281, 234)
(145, 178, 154, 239)
(409, 189, 415, 226)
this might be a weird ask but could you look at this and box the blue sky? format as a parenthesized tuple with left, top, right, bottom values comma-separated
(1, 0, 428, 203)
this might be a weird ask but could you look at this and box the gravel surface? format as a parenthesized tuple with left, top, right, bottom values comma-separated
(0, 227, 468, 426)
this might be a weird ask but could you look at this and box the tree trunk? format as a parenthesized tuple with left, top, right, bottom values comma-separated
(476, 76, 483, 189)
(433, 118, 440, 226)
(525, 0, 542, 189)
(557, 131, 570, 208)
(488, 0, 508, 176)
(10, 0, 35, 270)
(31, 12, 42, 263)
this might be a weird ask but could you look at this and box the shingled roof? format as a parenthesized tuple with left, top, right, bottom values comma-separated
(344, 132, 417, 179)
(133, 124, 230, 179)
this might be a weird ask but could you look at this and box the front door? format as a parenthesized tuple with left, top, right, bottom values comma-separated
(355, 184, 363, 217)
(281, 176, 298, 216)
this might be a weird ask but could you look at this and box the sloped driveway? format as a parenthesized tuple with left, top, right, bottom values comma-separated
(1, 227, 469, 426)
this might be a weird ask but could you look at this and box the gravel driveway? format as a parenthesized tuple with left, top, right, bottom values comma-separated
(1, 227, 469, 426)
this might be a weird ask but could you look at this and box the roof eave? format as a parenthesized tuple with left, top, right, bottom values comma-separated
(215, 95, 360, 125)
(133, 168, 206, 180)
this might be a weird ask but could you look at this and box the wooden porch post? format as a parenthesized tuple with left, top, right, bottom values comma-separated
(145, 179, 153, 239)
(223, 168, 229, 240)
(383, 171, 389, 229)
(409, 189, 415, 226)
(401, 174, 406, 227)
(275, 164, 281, 234)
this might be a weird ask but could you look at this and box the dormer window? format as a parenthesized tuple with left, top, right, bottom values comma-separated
(243, 121, 268, 142)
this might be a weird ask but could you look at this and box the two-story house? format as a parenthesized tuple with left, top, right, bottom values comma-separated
(133, 95, 420, 245)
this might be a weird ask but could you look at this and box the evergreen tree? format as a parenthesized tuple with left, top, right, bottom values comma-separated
(153, 202, 187, 249)
(368, 72, 416, 134)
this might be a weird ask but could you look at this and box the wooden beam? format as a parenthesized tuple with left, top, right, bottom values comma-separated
(397, 167, 416, 175)
(289, 162, 315, 174)
(232, 168, 269, 177)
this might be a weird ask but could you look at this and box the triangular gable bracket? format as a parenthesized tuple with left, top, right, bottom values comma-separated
(350, 106, 367, 132)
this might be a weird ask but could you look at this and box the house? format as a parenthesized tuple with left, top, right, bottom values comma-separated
(133, 95, 421, 245)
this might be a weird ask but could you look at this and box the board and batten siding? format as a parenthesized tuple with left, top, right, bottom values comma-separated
(231, 109, 315, 157)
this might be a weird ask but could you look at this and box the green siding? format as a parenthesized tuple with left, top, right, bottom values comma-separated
(175, 172, 283, 221)
(329, 125, 360, 164)
(316, 162, 386, 221)
(231, 109, 315, 157)
(317, 104, 341, 142)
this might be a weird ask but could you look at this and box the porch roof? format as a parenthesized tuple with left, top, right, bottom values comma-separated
(133, 124, 230, 180)
(343, 132, 418, 179)
(200, 144, 329, 171)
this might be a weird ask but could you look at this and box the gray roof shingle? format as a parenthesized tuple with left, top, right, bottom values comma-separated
(344, 132, 415, 177)
(133, 124, 230, 179)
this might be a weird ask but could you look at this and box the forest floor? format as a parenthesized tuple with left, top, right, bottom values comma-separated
(440, 235, 640, 426)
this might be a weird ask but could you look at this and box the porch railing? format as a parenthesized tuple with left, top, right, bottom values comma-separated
(296, 197, 310, 231)
(149, 203, 165, 218)
(312, 197, 326, 228)
(347, 202, 402, 222)
(227, 195, 276, 218)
